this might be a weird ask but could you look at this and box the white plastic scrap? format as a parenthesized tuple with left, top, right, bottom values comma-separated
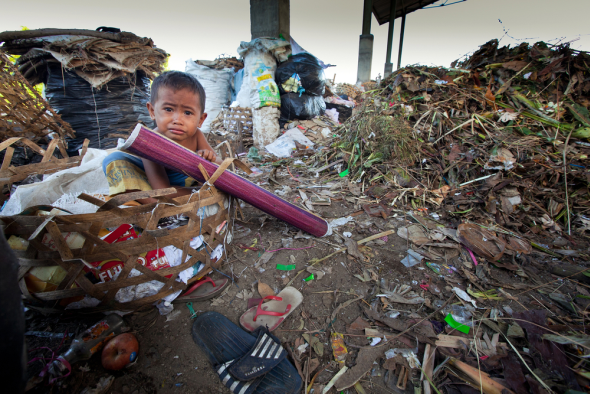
(452, 287, 477, 308)
(324, 216, 354, 237)
(400, 249, 424, 268)
(385, 348, 421, 369)
(265, 128, 314, 158)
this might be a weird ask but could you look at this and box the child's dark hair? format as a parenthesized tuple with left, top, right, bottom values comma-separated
(150, 71, 206, 113)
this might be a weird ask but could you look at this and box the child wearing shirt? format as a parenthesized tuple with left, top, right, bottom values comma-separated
(102, 71, 221, 203)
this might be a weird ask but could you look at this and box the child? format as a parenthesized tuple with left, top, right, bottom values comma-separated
(102, 71, 221, 203)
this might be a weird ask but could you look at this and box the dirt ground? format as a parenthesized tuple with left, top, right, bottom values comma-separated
(24, 189, 588, 394)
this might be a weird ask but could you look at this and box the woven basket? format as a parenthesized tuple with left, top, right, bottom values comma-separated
(1, 137, 89, 204)
(2, 180, 231, 312)
(223, 106, 253, 134)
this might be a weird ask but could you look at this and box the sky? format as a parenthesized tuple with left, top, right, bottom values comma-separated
(2, 0, 589, 83)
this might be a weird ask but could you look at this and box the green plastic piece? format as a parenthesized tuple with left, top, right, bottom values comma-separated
(425, 262, 441, 275)
(186, 302, 197, 319)
(247, 147, 262, 162)
(339, 168, 349, 177)
(444, 313, 470, 334)
(276, 264, 296, 271)
(303, 274, 314, 282)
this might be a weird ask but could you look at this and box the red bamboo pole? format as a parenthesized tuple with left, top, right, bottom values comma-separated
(121, 124, 329, 237)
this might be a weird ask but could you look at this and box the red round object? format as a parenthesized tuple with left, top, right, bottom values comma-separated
(101, 333, 139, 370)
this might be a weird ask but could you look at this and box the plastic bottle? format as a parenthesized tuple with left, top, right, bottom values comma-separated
(49, 314, 129, 375)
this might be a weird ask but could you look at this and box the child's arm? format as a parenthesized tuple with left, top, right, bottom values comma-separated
(138, 158, 193, 204)
(195, 129, 223, 164)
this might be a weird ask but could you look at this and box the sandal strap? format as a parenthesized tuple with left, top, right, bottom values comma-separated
(183, 276, 215, 296)
(217, 359, 260, 394)
(227, 327, 286, 382)
(253, 296, 291, 322)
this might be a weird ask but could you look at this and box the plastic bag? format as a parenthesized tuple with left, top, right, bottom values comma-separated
(0, 148, 110, 217)
(280, 93, 325, 122)
(231, 68, 244, 103)
(237, 38, 291, 109)
(245, 52, 280, 108)
(44, 63, 152, 156)
(326, 103, 353, 122)
(236, 74, 252, 107)
(276, 53, 326, 96)
(185, 60, 233, 133)
(281, 73, 304, 95)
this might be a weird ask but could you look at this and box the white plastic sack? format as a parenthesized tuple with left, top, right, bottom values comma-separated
(252, 106, 280, 148)
(237, 38, 291, 109)
(1, 148, 111, 216)
(236, 75, 252, 108)
(185, 60, 233, 133)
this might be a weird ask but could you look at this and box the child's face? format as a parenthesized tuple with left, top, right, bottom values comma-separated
(147, 86, 207, 148)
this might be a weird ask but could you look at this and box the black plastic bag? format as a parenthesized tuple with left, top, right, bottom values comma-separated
(326, 103, 353, 122)
(276, 53, 326, 96)
(280, 93, 325, 122)
(44, 64, 152, 155)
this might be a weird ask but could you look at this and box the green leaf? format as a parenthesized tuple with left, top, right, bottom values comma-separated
(567, 103, 590, 127)
(572, 127, 590, 139)
(363, 152, 383, 167)
(518, 127, 534, 135)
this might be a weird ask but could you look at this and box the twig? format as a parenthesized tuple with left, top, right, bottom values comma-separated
(563, 128, 574, 235)
(471, 316, 485, 394)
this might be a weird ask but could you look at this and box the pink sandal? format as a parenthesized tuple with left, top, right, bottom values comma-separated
(239, 286, 303, 332)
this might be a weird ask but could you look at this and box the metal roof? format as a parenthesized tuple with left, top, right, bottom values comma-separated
(372, 0, 440, 25)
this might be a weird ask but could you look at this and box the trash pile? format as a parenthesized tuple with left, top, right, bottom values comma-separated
(332, 39, 590, 235)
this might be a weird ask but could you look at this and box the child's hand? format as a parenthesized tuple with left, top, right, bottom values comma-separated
(197, 150, 217, 163)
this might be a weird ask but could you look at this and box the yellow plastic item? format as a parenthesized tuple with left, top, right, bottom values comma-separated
(8, 235, 29, 251)
(25, 266, 68, 293)
(331, 332, 348, 365)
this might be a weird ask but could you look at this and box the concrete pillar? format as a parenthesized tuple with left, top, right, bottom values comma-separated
(356, 0, 373, 84)
(397, 12, 406, 70)
(384, 0, 397, 77)
(250, 0, 290, 42)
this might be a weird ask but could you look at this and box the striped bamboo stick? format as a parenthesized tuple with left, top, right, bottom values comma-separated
(121, 124, 329, 237)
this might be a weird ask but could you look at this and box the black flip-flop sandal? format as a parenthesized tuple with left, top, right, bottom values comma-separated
(191, 311, 302, 394)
